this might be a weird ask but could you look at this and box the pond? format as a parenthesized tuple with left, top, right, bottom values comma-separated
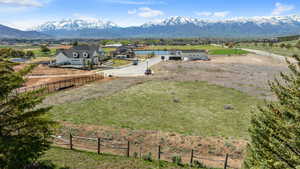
(134, 50, 170, 55)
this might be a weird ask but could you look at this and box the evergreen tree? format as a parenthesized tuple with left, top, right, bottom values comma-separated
(25, 50, 35, 59)
(0, 58, 56, 169)
(245, 55, 300, 169)
(40, 45, 50, 53)
(72, 41, 79, 46)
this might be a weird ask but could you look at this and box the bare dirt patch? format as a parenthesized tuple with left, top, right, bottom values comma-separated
(152, 54, 289, 100)
(57, 122, 247, 169)
(19, 64, 95, 87)
(43, 77, 148, 106)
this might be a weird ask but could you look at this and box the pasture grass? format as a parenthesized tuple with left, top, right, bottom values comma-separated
(42, 147, 210, 169)
(144, 45, 224, 51)
(49, 81, 261, 138)
(209, 49, 249, 55)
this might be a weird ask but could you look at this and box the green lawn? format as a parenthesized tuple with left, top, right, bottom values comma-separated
(49, 81, 261, 138)
(209, 49, 249, 55)
(111, 59, 132, 67)
(144, 45, 224, 51)
(42, 147, 211, 169)
(103, 48, 117, 52)
(29, 48, 57, 57)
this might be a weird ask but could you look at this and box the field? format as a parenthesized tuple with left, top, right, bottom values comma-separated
(48, 80, 261, 138)
(28, 48, 57, 57)
(42, 147, 208, 169)
(208, 49, 248, 55)
(144, 45, 223, 51)
(103, 47, 117, 52)
(238, 41, 300, 57)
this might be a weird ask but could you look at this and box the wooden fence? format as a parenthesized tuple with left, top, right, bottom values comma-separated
(15, 74, 104, 95)
(52, 134, 234, 169)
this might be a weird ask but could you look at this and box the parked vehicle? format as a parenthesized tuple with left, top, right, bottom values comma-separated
(133, 60, 139, 65)
(145, 69, 152, 75)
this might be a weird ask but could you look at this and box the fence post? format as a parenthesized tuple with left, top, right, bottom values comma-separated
(224, 154, 229, 169)
(127, 141, 130, 157)
(139, 146, 142, 159)
(190, 149, 194, 166)
(69, 133, 73, 150)
(97, 138, 101, 154)
(158, 145, 161, 160)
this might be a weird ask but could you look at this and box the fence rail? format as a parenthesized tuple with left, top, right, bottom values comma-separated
(15, 74, 104, 95)
(52, 134, 235, 169)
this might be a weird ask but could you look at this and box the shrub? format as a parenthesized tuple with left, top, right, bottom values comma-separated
(172, 155, 182, 166)
(193, 160, 207, 168)
(142, 152, 152, 162)
(133, 152, 138, 158)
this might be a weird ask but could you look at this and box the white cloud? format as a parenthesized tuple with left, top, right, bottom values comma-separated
(272, 2, 295, 15)
(0, 0, 44, 7)
(72, 13, 99, 22)
(128, 9, 137, 14)
(128, 7, 164, 18)
(195, 11, 230, 18)
(195, 11, 212, 17)
(213, 11, 230, 17)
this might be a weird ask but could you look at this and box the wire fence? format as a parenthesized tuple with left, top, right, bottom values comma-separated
(14, 74, 104, 95)
(52, 134, 237, 169)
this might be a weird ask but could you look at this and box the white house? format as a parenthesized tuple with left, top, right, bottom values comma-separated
(55, 45, 105, 67)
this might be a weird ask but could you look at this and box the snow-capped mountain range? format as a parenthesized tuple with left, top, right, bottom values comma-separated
(142, 15, 300, 27)
(33, 18, 117, 31)
(2, 15, 300, 38)
(34, 15, 300, 31)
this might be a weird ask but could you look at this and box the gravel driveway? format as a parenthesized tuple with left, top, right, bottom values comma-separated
(99, 56, 163, 77)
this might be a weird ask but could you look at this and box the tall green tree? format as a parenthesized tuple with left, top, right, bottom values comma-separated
(0, 58, 56, 169)
(25, 50, 35, 59)
(244, 55, 300, 169)
(40, 45, 50, 53)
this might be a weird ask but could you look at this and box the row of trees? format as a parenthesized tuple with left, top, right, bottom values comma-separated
(0, 48, 35, 59)
(0, 45, 52, 60)
(99, 38, 214, 46)
(250, 40, 300, 50)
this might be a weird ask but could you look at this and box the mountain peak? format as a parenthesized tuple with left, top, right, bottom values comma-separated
(34, 18, 118, 31)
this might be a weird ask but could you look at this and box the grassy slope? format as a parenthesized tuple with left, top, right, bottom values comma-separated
(50, 81, 261, 138)
(42, 147, 210, 169)
(209, 49, 249, 55)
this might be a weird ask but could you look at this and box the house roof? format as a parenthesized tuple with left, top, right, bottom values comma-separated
(181, 50, 207, 53)
(57, 45, 103, 58)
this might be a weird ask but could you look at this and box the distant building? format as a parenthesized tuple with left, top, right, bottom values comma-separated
(168, 50, 209, 61)
(54, 45, 105, 67)
(113, 46, 135, 58)
(104, 44, 123, 48)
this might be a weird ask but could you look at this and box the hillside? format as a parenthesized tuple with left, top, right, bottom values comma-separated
(0, 24, 50, 39)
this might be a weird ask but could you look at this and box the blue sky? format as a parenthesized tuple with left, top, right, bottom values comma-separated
(0, 0, 300, 30)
